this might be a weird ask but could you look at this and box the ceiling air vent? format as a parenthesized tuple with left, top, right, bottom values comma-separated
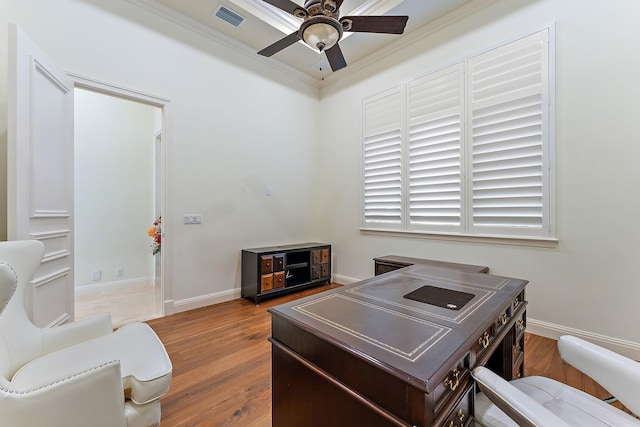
(214, 5, 246, 28)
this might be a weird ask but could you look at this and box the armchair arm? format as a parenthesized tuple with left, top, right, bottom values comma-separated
(41, 313, 113, 354)
(1, 360, 127, 427)
(471, 366, 572, 427)
(558, 335, 640, 416)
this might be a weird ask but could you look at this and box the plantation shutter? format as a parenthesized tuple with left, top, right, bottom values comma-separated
(407, 63, 464, 233)
(468, 29, 550, 236)
(362, 87, 403, 229)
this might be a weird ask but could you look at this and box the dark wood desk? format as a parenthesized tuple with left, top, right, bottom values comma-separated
(374, 255, 490, 276)
(269, 265, 527, 427)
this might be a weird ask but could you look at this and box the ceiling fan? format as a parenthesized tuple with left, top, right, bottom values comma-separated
(257, 0, 409, 72)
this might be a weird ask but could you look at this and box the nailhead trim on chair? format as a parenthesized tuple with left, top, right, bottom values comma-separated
(0, 262, 18, 315)
(1, 361, 121, 394)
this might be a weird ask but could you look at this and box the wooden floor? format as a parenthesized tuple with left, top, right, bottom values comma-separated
(146, 283, 617, 426)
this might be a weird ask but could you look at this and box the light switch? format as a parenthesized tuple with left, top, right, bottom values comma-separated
(184, 214, 202, 224)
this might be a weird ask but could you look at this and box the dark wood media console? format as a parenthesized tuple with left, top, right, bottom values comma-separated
(269, 265, 527, 426)
(241, 242, 331, 304)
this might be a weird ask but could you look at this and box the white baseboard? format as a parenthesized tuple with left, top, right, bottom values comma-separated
(172, 288, 241, 313)
(75, 276, 153, 296)
(332, 273, 361, 285)
(527, 318, 640, 360)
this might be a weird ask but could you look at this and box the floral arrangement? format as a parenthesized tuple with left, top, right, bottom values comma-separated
(147, 217, 161, 255)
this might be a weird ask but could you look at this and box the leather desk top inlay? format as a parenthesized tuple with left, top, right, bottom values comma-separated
(293, 293, 449, 361)
(270, 264, 527, 390)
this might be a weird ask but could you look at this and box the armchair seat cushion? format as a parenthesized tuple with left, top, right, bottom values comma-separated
(476, 375, 640, 427)
(11, 322, 171, 405)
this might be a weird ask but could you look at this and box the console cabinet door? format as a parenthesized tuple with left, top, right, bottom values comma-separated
(274, 271, 285, 289)
(312, 250, 322, 265)
(261, 274, 274, 292)
(274, 254, 285, 271)
(261, 255, 273, 274)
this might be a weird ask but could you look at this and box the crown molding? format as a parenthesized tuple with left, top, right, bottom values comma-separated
(123, 0, 499, 90)
(319, 0, 500, 88)
(124, 0, 321, 89)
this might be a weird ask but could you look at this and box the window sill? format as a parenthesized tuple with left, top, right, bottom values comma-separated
(360, 228, 559, 248)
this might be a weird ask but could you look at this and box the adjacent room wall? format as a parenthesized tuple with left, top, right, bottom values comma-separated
(316, 0, 640, 354)
(74, 88, 157, 290)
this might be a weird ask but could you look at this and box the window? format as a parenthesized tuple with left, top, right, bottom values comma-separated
(362, 28, 554, 239)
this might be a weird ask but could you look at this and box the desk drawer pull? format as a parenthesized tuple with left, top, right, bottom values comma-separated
(479, 331, 490, 349)
(499, 313, 508, 325)
(516, 319, 525, 331)
(448, 409, 465, 427)
(444, 368, 460, 391)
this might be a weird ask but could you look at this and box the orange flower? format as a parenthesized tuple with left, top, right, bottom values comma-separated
(148, 217, 162, 255)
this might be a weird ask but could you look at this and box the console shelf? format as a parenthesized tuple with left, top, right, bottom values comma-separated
(241, 242, 331, 304)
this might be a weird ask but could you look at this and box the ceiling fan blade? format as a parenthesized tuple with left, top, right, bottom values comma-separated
(258, 32, 300, 57)
(325, 43, 347, 72)
(261, 0, 307, 17)
(341, 15, 409, 34)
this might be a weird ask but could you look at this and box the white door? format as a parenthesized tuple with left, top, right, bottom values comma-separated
(7, 24, 75, 327)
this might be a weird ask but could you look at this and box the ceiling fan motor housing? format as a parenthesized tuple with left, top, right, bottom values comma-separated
(258, 0, 408, 72)
(305, 0, 339, 18)
(299, 15, 343, 52)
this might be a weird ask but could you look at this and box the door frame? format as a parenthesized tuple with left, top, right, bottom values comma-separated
(70, 73, 174, 316)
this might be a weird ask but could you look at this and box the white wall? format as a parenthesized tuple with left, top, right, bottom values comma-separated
(74, 88, 157, 289)
(2, 0, 640, 355)
(0, 0, 321, 310)
(317, 0, 640, 353)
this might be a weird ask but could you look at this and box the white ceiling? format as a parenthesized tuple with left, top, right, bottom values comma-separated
(132, 0, 492, 81)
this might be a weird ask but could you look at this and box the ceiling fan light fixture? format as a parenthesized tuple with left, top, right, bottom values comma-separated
(300, 16, 342, 52)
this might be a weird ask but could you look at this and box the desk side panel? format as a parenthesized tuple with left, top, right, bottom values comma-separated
(271, 339, 410, 427)
(271, 314, 422, 425)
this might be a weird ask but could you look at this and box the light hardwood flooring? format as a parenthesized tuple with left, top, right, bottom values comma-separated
(75, 284, 163, 329)
(144, 283, 625, 426)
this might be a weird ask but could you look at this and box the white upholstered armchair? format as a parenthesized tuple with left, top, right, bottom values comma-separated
(0, 240, 172, 426)
(472, 335, 640, 427)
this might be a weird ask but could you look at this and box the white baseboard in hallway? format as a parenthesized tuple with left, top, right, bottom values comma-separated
(75, 276, 153, 296)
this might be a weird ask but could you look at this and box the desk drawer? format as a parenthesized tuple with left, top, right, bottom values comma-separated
(512, 290, 526, 313)
(473, 324, 494, 363)
(440, 384, 474, 427)
(494, 309, 510, 335)
(434, 353, 471, 417)
(514, 312, 526, 341)
(512, 334, 525, 379)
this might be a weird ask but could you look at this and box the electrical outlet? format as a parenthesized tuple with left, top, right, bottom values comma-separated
(115, 267, 124, 278)
(184, 214, 202, 224)
(92, 270, 102, 281)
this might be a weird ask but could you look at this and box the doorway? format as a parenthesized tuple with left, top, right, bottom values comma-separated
(73, 87, 164, 328)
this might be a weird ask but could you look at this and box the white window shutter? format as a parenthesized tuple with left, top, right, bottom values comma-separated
(468, 29, 550, 236)
(407, 63, 465, 233)
(362, 87, 403, 229)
